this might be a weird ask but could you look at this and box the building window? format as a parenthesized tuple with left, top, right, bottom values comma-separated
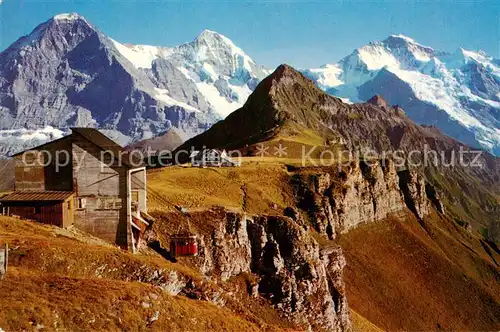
(76, 198, 86, 210)
(97, 197, 122, 210)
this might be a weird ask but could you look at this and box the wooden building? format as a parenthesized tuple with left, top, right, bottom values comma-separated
(0, 128, 152, 252)
(0, 191, 74, 227)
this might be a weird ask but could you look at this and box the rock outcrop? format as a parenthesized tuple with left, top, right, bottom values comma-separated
(397, 169, 431, 219)
(293, 159, 442, 239)
(192, 211, 351, 331)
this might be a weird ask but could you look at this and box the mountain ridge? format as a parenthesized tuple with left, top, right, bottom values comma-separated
(304, 34, 500, 155)
(176, 64, 499, 237)
(0, 13, 499, 156)
(0, 13, 267, 156)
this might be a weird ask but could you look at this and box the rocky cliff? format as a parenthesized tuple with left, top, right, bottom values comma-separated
(292, 159, 441, 239)
(150, 208, 351, 331)
(193, 211, 351, 331)
(148, 158, 446, 331)
(177, 64, 497, 235)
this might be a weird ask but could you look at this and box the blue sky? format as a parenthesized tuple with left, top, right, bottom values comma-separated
(0, 0, 498, 68)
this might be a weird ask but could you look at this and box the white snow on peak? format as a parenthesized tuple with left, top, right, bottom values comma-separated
(107, 29, 267, 119)
(304, 64, 344, 89)
(409, 45, 432, 62)
(387, 34, 433, 50)
(357, 44, 400, 71)
(196, 29, 224, 40)
(189, 29, 256, 73)
(153, 88, 200, 112)
(196, 29, 238, 49)
(53, 13, 83, 21)
(383, 34, 435, 63)
(461, 48, 500, 74)
(390, 34, 417, 43)
(444, 48, 500, 77)
(110, 38, 172, 69)
(461, 48, 488, 62)
(303, 35, 500, 153)
(195, 82, 246, 118)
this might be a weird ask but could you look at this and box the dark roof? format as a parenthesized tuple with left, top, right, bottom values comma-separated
(71, 128, 144, 168)
(71, 128, 123, 152)
(0, 191, 74, 202)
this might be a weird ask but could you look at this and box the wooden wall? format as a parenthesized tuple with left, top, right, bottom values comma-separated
(62, 196, 74, 228)
(12, 131, 140, 251)
(71, 133, 129, 248)
(14, 137, 73, 191)
(6, 198, 74, 227)
(131, 169, 147, 212)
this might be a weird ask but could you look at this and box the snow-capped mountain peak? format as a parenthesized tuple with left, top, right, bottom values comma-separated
(53, 12, 87, 22)
(1, 18, 499, 157)
(385, 34, 433, 50)
(0, 14, 271, 156)
(166, 29, 269, 117)
(178, 29, 258, 78)
(195, 29, 231, 43)
(1, 13, 93, 56)
(303, 34, 500, 155)
(389, 34, 418, 43)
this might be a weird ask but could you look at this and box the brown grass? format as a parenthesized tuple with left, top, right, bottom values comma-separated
(1, 268, 263, 332)
(0, 217, 295, 331)
(350, 310, 383, 332)
(147, 161, 296, 215)
(338, 211, 500, 331)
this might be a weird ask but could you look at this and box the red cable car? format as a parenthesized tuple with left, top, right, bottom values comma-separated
(170, 232, 198, 257)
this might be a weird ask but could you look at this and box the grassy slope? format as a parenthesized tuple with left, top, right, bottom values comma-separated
(2, 159, 499, 331)
(2, 269, 261, 332)
(338, 211, 500, 331)
(147, 163, 500, 331)
(0, 217, 291, 332)
(350, 310, 383, 332)
(147, 161, 296, 215)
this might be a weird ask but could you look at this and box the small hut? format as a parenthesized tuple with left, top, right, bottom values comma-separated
(0, 191, 74, 227)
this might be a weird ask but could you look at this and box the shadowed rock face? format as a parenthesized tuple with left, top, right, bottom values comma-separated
(0, 15, 272, 156)
(178, 64, 498, 167)
(126, 128, 185, 153)
(367, 95, 389, 108)
(0, 15, 218, 154)
(193, 210, 351, 331)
